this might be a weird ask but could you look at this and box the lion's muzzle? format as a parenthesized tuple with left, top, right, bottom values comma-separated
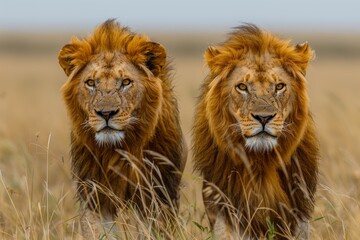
(241, 111, 281, 151)
(93, 108, 126, 146)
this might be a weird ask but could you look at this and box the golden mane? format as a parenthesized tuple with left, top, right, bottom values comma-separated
(193, 24, 319, 239)
(205, 24, 313, 77)
(59, 19, 166, 77)
(58, 20, 186, 238)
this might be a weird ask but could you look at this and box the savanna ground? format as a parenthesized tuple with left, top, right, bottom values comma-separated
(0, 30, 360, 239)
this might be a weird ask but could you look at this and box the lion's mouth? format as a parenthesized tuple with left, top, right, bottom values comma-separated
(243, 130, 278, 151)
(97, 126, 119, 133)
(245, 130, 277, 139)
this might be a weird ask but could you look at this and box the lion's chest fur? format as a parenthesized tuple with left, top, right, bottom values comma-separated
(219, 152, 290, 212)
(70, 141, 142, 206)
(199, 145, 300, 233)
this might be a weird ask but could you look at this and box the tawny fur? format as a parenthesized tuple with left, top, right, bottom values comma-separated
(58, 20, 186, 238)
(193, 24, 319, 239)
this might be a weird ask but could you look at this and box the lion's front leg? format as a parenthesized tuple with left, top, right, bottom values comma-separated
(202, 182, 234, 239)
(80, 205, 118, 240)
(203, 181, 251, 240)
(213, 214, 243, 240)
(295, 220, 310, 240)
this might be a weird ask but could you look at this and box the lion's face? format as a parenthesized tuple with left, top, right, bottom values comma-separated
(59, 22, 167, 148)
(77, 52, 145, 146)
(228, 59, 293, 152)
(203, 27, 312, 154)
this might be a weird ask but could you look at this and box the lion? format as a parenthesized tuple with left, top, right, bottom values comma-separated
(192, 24, 319, 239)
(58, 20, 187, 239)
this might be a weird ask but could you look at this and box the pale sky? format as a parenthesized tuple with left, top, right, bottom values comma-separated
(1, 0, 359, 32)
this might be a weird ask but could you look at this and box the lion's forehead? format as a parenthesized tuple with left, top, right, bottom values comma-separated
(84, 53, 140, 82)
(230, 64, 290, 89)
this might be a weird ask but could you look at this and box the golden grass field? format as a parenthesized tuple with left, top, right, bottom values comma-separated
(0, 30, 360, 239)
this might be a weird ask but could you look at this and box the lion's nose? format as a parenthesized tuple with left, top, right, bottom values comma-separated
(95, 109, 119, 121)
(251, 114, 276, 126)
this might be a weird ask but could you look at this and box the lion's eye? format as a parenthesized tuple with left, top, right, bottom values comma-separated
(276, 83, 285, 91)
(236, 83, 248, 92)
(85, 79, 95, 87)
(122, 78, 132, 87)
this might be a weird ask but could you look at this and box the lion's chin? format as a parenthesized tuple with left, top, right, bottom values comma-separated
(245, 133, 277, 152)
(95, 129, 125, 146)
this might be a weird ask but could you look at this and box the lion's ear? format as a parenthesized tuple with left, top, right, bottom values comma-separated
(142, 42, 166, 77)
(205, 45, 237, 76)
(58, 44, 80, 76)
(293, 41, 314, 75)
(205, 45, 222, 70)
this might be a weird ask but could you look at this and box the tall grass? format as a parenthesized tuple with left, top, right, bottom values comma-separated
(0, 135, 79, 239)
(1, 133, 359, 239)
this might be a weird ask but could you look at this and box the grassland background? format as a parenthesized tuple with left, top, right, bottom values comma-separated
(0, 30, 360, 239)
